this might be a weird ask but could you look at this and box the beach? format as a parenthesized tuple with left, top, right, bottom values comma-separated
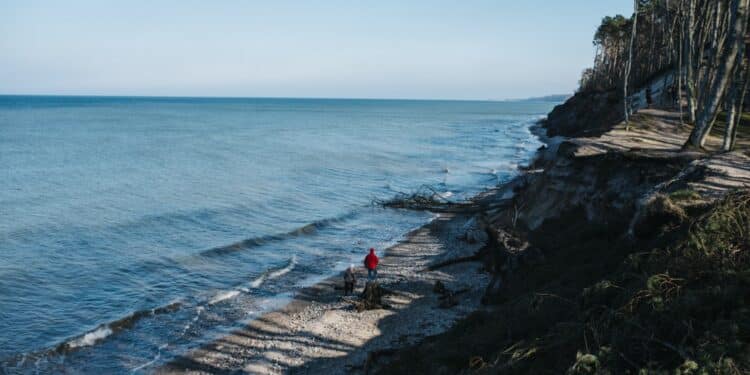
(159, 211, 492, 374)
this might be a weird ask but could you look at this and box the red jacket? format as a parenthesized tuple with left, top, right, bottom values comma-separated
(364, 249, 379, 270)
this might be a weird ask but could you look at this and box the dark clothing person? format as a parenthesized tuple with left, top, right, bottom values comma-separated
(344, 266, 356, 295)
(364, 248, 379, 281)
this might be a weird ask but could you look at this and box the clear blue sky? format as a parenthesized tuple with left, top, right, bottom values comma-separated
(1, 1, 632, 100)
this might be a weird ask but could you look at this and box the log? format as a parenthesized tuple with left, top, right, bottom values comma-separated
(353, 282, 392, 311)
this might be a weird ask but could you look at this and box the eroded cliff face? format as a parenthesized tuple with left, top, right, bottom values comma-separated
(380, 100, 750, 375)
(513, 142, 693, 232)
(543, 90, 624, 138)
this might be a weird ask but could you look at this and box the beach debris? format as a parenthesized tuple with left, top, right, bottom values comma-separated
(349, 282, 392, 312)
(433, 280, 468, 309)
(373, 185, 451, 210)
(373, 184, 483, 212)
(479, 217, 545, 304)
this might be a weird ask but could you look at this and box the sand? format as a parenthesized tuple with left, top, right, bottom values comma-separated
(158, 212, 490, 374)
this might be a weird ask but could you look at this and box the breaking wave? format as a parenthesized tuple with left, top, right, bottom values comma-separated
(250, 255, 297, 289)
(198, 213, 357, 258)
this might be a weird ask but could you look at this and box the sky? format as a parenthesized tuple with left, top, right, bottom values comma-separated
(0, 1, 633, 100)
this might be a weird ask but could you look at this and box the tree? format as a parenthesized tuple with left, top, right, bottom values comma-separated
(686, 0, 750, 149)
(577, 0, 750, 151)
(624, 0, 639, 128)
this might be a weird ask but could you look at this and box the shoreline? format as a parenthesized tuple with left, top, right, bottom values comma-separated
(158, 212, 492, 374)
(153, 126, 547, 374)
(167, 101, 750, 374)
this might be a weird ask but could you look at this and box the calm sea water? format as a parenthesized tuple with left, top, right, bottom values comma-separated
(0, 96, 557, 373)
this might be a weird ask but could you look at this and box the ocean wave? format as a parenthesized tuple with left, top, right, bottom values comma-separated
(208, 290, 241, 305)
(433, 191, 453, 200)
(14, 252, 302, 365)
(55, 301, 182, 354)
(198, 213, 356, 258)
(250, 255, 297, 289)
(66, 326, 113, 349)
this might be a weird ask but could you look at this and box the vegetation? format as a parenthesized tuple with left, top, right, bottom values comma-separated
(579, 0, 750, 151)
(380, 191, 750, 374)
(375, 4, 750, 373)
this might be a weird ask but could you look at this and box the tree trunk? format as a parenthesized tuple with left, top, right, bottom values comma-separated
(725, 59, 750, 150)
(725, 76, 741, 151)
(678, 9, 685, 123)
(624, 0, 639, 128)
(685, 0, 698, 124)
(688, 0, 750, 149)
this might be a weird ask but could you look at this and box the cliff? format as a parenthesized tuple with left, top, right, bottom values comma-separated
(377, 94, 750, 374)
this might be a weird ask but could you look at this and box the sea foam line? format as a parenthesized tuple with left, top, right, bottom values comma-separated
(250, 255, 297, 289)
(208, 290, 241, 305)
(67, 326, 113, 349)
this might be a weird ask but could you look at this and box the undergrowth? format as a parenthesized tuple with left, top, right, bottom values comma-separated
(379, 191, 750, 374)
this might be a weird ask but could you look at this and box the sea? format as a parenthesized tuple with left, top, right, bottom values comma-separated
(0, 95, 559, 373)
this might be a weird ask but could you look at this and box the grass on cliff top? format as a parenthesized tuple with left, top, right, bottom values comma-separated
(379, 190, 750, 374)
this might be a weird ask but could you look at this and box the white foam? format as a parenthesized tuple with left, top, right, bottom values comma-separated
(178, 307, 203, 338)
(250, 255, 296, 288)
(249, 273, 268, 289)
(131, 343, 168, 373)
(208, 290, 240, 305)
(68, 326, 113, 348)
(436, 191, 453, 199)
(268, 255, 296, 279)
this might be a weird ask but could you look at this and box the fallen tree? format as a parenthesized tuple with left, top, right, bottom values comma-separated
(373, 185, 511, 213)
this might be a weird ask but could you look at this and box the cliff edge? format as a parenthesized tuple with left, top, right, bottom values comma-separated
(377, 94, 750, 374)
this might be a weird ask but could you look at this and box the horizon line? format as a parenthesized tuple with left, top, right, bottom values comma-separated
(0, 92, 571, 103)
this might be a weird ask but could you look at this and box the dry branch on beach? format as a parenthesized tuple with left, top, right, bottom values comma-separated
(372, 184, 511, 213)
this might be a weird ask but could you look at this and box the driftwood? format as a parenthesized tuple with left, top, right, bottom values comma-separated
(477, 215, 545, 304)
(349, 282, 392, 312)
(373, 184, 511, 213)
(424, 213, 546, 306)
(478, 215, 510, 301)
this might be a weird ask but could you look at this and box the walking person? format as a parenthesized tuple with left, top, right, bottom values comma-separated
(343, 264, 356, 295)
(364, 248, 379, 281)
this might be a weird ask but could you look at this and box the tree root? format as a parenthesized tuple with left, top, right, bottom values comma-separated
(348, 282, 393, 312)
(373, 184, 511, 213)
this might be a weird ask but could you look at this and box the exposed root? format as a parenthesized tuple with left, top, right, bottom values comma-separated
(373, 184, 510, 213)
(349, 282, 392, 312)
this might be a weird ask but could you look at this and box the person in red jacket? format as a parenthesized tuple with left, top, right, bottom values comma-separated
(364, 248, 379, 280)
